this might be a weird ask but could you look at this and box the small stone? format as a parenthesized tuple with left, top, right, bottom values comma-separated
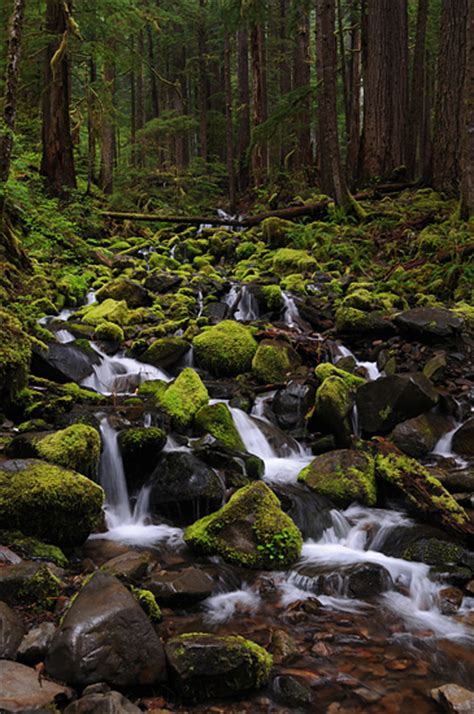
(17, 622, 56, 665)
(431, 684, 474, 713)
(0, 602, 25, 660)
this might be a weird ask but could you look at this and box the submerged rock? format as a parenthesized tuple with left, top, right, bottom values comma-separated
(0, 602, 25, 660)
(184, 481, 303, 569)
(195, 402, 244, 451)
(46, 572, 167, 688)
(193, 321, 257, 377)
(0, 459, 103, 547)
(356, 374, 439, 434)
(0, 660, 72, 713)
(165, 632, 272, 700)
(252, 339, 301, 384)
(298, 450, 376, 506)
(297, 562, 393, 599)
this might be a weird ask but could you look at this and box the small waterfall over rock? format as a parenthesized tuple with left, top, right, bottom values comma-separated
(335, 344, 382, 381)
(234, 286, 259, 322)
(82, 344, 171, 395)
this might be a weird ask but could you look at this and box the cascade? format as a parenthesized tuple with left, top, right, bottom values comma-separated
(234, 286, 259, 321)
(82, 343, 171, 395)
(335, 344, 382, 381)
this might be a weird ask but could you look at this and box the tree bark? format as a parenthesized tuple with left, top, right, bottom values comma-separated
(197, 0, 209, 162)
(86, 58, 97, 194)
(407, 0, 429, 180)
(224, 33, 236, 212)
(40, 0, 76, 196)
(316, 0, 352, 210)
(0, 0, 26, 212)
(359, 0, 409, 181)
(346, 0, 361, 185)
(293, 6, 312, 169)
(237, 27, 251, 191)
(432, 0, 468, 196)
(460, 0, 473, 219)
(250, 23, 268, 186)
(99, 59, 116, 194)
(147, 24, 159, 120)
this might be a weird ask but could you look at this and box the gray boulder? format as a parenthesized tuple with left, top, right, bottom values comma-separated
(0, 660, 72, 712)
(390, 412, 452, 457)
(0, 602, 25, 660)
(31, 342, 100, 383)
(17, 622, 56, 666)
(452, 418, 474, 457)
(147, 566, 214, 605)
(395, 307, 463, 339)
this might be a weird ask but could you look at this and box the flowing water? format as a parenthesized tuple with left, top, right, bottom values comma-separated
(81, 343, 171, 395)
(234, 286, 259, 321)
(335, 344, 383, 381)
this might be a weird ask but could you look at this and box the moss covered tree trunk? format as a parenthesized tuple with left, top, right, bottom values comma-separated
(40, 0, 76, 196)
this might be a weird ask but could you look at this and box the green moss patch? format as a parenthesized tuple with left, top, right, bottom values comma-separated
(195, 402, 244, 450)
(193, 321, 257, 377)
(159, 368, 209, 430)
(36, 424, 101, 478)
(298, 450, 376, 506)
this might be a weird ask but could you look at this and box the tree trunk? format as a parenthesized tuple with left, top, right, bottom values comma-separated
(40, 0, 76, 196)
(237, 27, 251, 191)
(346, 0, 361, 185)
(460, 0, 473, 219)
(278, 0, 291, 166)
(86, 58, 97, 194)
(432, 0, 468, 196)
(0, 0, 26, 214)
(293, 6, 312, 169)
(407, 0, 429, 180)
(316, 0, 352, 210)
(130, 37, 137, 167)
(99, 60, 116, 194)
(224, 33, 236, 212)
(135, 30, 145, 167)
(250, 23, 268, 186)
(359, 0, 409, 181)
(197, 0, 209, 162)
(147, 24, 159, 120)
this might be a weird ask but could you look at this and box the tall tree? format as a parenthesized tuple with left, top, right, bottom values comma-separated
(236, 26, 251, 191)
(99, 57, 116, 194)
(224, 32, 236, 211)
(432, 0, 467, 195)
(407, 0, 429, 180)
(40, 0, 77, 195)
(316, 0, 352, 210)
(0, 0, 26, 215)
(460, 0, 473, 219)
(250, 21, 268, 185)
(197, 0, 209, 162)
(346, 0, 361, 184)
(293, 3, 312, 169)
(359, 0, 408, 181)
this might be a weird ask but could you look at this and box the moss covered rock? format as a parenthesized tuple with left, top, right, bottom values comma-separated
(35, 424, 101, 477)
(252, 339, 301, 384)
(260, 284, 284, 312)
(96, 278, 151, 308)
(273, 249, 317, 276)
(0, 531, 68, 567)
(141, 337, 191, 369)
(0, 309, 32, 407)
(314, 375, 354, 446)
(298, 450, 376, 506)
(82, 299, 131, 326)
(261, 217, 295, 247)
(159, 368, 209, 430)
(193, 321, 257, 377)
(335, 307, 395, 335)
(165, 633, 272, 700)
(185, 481, 303, 569)
(0, 561, 62, 607)
(314, 363, 365, 389)
(195, 403, 244, 450)
(130, 587, 162, 623)
(118, 427, 167, 487)
(93, 321, 124, 343)
(0, 459, 104, 547)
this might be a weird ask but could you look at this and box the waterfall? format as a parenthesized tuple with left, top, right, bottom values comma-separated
(234, 286, 259, 322)
(82, 343, 171, 395)
(335, 344, 382, 381)
(431, 422, 467, 468)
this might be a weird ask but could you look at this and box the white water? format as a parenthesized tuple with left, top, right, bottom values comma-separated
(55, 329, 75, 344)
(335, 344, 382, 381)
(234, 286, 259, 321)
(432, 423, 468, 467)
(230, 407, 312, 485)
(197, 290, 204, 317)
(284, 505, 471, 639)
(82, 343, 171, 395)
(203, 586, 261, 624)
(281, 292, 310, 332)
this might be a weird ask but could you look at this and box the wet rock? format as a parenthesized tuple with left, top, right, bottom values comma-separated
(96, 278, 151, 308)
(203, 301, 230, 324)
(193, 436, 264, 487)
(195, 402, 245, 451)
(272, 674, 313, 708)
(165, 632, 272, 700)
(273, 380, 316, 433)
(0, 602, 25, 659)
(0, 546, 22, 565)
(144, 270, 184, 294)
(268, 629, 300, 664)
(390, 412, 452, 458)
(313, 375, 354, 446)
(0, 562, 61, 606)
(298, 450, 376, 506)
(101, 551, 150, 583)
(0, 459, 104, 548)
(402, 537, 472, 573)
(252, 339, 302, 384)
(45, 572, 167, 688)
(159, 368, 209, 430)
(64, 688, 141, 714)
(193, 321, 258, 377)
(147, 566, 214, 605)
(435, 469, 474, 493)
(335, 307, 396, 336)
(438, 587, 463, 615)
(431, 684, 474, 713)
(140, 337, 190, 369)
(118, 427, 167, 488)
(395, 307, 463, 339)
(31, 341, 100, 384)
(356, 374, 439, 434)
(256, 418, 304, 455)
(452, 418, 474, 457)
(0, 660, 72, 712)
(184, 481, 302, 569)
(80, 539, 130, 566)
(17, 622, 56, 666)
(298, 562, 393, 598)
(148, 451, 225, 524)
(423, 352, 448, 382)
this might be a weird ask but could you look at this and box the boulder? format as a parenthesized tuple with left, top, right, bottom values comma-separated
(0, 309, 31, 407)
(390, 412, 453, 458)
(101, 551, 150, 583)
(82, 298, 132, 325)
(0, 532, 67, 567)
(159, 368, 209, 430)
(93, 321, 124, 344)
(31, 341, 99, 383)
(140, 337, 191, 369)
(64, 687, 141, 714)
(195, 402, 244, 451)
(452, 418, 474, 457)
(298, 450, 376, 506)
(194, 437, 264, 487)
(33, 424, 101, 477)
(395, 307, 464, 339)
(252, 339, 301, 384)
(148, 451, 225, 524)
(147, 566, 214, 605)
(272, 248, 317, 275)
(0, 602, 25, 659)
(96, 278, 151, 308)
(0, 459, 104, 547)
(45, 572, 167, 688)
(431, 684, 474, 714)
(144, 270, 184, 294)
(273, 381, 316, 433)
(313, 375, 354, 446)
(335, 307, 395, 336)
(17, 622, 56, 666)
(0, 562, 61, 606)
(165, 633, 272, 700)
(261, 217, 295, 247)
(0, 660, 72, 712)
(184, 481, 303, 569)
(193, 321, 258, 377)
(355, 374, 439, 435)
(118, 427, 167, 488)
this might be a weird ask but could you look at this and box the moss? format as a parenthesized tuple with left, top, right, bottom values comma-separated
(36, 424, 101, 478)
(0, 308, 32, 406)
(236, 241, 257, 260)
(315, 363, 365, 389)
(403, 538, 464, 567)
(31, 297, 58, 316)
(141, 336, 190, 368)
(0, 459, 104, 547)
(131, 587, 162, 623)
(184, 481, 303, 569)
(193, 321, 258, 377)
(195, 403, 245, 450)
(1, 531, 68, 567)
(273, 248, 317, 275)
(314, 375, 353, 437)
(252, 339, 301, 384)
(260, 284, 283, 311)
(298, 451, 377, 506)
(261, 217, 295, 247)
(137, 379, 168, 401)
(159, 368, 209, 430)
(60, 382, 106, 404)
(93, 321, 124, 343)
(82, 298, 131, 325)
(280, 274, 308, 294)
(335, 307, 388, 333)
(18, 563, 62, 608)
(17, 419, 51, 433)
(452, 301, 474, 329)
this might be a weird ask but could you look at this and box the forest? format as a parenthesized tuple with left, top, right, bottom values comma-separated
(0, 0, 473, 712)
